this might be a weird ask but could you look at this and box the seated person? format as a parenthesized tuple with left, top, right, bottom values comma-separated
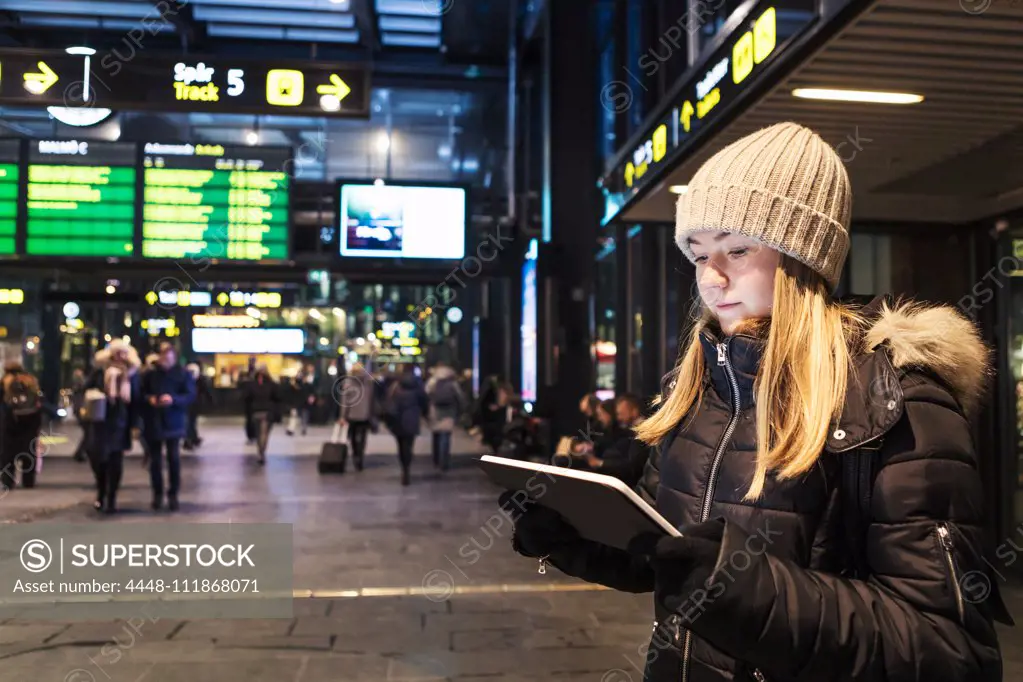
(574, 393, 650, 488)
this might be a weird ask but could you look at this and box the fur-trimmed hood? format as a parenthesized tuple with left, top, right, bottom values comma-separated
(861, 296, 990, 418)
(93, 340, 142, 374)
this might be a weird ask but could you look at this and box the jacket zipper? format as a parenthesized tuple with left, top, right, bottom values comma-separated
(936, 522, 965, 623)
(680, 339, 742, 682)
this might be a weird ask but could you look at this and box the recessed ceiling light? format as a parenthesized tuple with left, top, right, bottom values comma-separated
(791, 88, 924, 104)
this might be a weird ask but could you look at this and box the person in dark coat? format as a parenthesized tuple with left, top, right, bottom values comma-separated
(240, 356, 258, 443)
(140, 342, 195, 511)
(384, 365, 428, 486)
(84, 340, 142, 513)
(501, 123, 1011, 682)
(243, 364, 281, 464)
(183, 362, 211, 450)
(0, 361, 43, 491)
(582, 393, 651, 487)
(479, 381, 515, 455)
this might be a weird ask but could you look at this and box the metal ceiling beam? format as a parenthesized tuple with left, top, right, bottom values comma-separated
(150, 0, 204, 49)
(0, 9, 23, 46)
(352, 0, 380, 52)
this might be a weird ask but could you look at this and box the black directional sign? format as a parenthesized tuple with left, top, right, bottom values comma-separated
(0, 50, 369, 118)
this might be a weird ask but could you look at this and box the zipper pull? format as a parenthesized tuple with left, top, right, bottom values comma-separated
(538, 555, 548, 575)
(937, 524, 954, 551)
(752, 669, 767, 682)
(717, 343, 727, 366)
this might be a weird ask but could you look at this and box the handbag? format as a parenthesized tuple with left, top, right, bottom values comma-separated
(82, 388, 107, 422)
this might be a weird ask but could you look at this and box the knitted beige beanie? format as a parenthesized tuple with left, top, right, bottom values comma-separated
(675, 122, 852, 291)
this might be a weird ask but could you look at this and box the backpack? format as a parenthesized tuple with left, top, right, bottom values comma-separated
(4, 372, 41, 418)
(432, 380, 459, 409)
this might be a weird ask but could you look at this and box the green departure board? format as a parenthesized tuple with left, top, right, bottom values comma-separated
(0, 140, 18, 255)
(142, 144, 289, 260)
(26, 140, 136, 256)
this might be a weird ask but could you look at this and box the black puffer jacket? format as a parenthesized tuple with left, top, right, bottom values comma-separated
(541, 296, 1014, 682)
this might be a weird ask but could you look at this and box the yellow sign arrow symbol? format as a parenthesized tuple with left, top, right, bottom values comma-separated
(680, 100, 695, 134)
(316, 74, 351, 102)
(23, 61, 58, 94)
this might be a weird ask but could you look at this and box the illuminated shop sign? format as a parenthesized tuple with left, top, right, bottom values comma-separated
(0, 50, 369, 118)
(0, 289, 24, 304)
(380, 321, 416, 340)
(216, 291, 282, 308)
(141, 319, 180, 337)
(146, 290, 213, 307)
(192, 327, 304, 354)
(192, 314, 261, 329)
(601, 0, 817, 222)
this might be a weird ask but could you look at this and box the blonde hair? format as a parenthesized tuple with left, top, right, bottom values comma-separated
(635, 256, 867, 501)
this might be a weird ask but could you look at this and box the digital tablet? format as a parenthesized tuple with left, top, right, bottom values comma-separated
(478, 455, 681, 551)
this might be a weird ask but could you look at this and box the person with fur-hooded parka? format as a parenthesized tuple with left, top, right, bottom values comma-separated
(85, 339, 141, 513)
(502, 123, 1013, 682)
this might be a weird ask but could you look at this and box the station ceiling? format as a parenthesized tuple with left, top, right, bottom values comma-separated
(627, 0, 1023, 226)
(0, 0, 511, 190)
(0, 0, 510, 65)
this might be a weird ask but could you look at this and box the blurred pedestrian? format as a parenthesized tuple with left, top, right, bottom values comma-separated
(183, 362, 211, 450)
(338, 364, 376, 472)
(480, 382, 515, 455)
(240, 356, 257, 444)
(287, 365, 315, 436)
(85, 340, 141, 513)
(0, 361, 43, 491)
(141, 343, 195, 511)
(426, 363, 465, 472)
(243, 364, 281, 465)
(383, 364, 427, 486)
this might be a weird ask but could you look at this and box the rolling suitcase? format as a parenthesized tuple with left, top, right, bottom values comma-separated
(318, 423, 348, 474)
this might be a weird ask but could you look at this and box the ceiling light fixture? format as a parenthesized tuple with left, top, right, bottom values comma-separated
(47, 106, 114, 127)
(791, 88, 924, 104)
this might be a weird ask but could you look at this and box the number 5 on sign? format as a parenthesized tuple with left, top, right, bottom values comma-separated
(227, 69, 245, 96)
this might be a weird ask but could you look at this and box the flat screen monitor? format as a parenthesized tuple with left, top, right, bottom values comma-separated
(0, 140, 18, 255)
(337, 182, 466, 260)
(142, 143, 290, 261)
(26, 139, 137, 257)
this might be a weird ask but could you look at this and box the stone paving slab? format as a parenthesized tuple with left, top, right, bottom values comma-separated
(451, 627, 595, 651)
(214, 635, 333, 652)
(172, 619, 295, 640)
(135, 658, 304, 682)
(330, 628, 451, 656)
(48, 620, 183, 645)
